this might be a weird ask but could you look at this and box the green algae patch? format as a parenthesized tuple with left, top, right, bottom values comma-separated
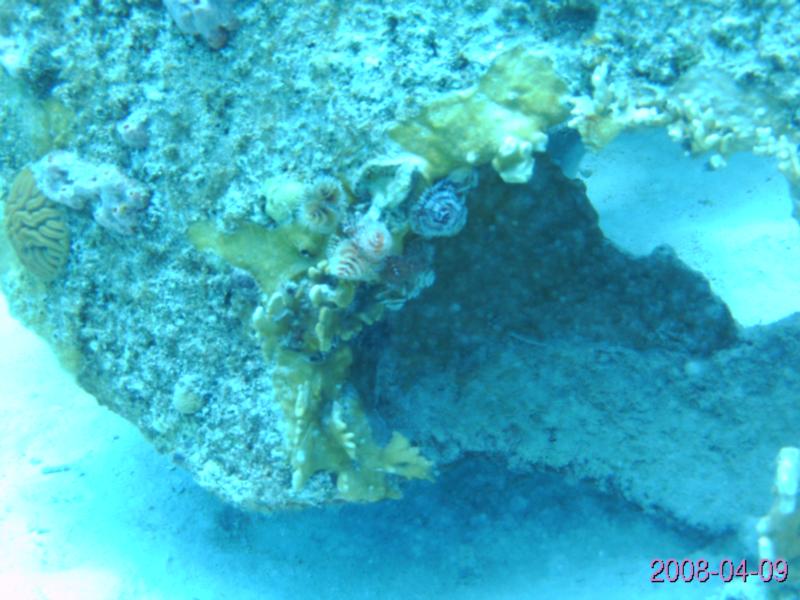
(0, 71, 74, 160)
(32, 98, 74, 155)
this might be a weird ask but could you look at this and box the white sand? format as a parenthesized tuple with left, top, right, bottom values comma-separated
(0, 293, 739, 599)
(583, 129, 800, 327)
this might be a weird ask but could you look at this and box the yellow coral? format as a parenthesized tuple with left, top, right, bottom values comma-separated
(389, 46, 569, 181)
(187, 220, 324, 295)
(755, 447, 800, 594)
(190, 215, 432, 503)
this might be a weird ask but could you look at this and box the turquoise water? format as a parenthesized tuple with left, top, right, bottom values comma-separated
(1, 1, 799, 598)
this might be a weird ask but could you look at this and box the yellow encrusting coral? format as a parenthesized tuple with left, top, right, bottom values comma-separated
(190, 47, 577, 501)
(389, 46, 570, 182)
(187, 220, 323, 295)
(3, 167, 70, 281)
(189, 176, 432, 502)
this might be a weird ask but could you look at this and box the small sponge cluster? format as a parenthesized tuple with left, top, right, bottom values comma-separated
(163, 0, 236, 49)
(30, 151, 149, 235)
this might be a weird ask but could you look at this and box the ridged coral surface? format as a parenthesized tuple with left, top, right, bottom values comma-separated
(4, 168, 69, 281)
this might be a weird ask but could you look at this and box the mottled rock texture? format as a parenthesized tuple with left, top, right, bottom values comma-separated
(1, 0, 799, 532)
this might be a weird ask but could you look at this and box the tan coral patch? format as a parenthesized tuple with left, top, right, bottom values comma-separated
(4, 168, 70, 281)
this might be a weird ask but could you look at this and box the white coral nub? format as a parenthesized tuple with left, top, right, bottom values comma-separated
(491, 135, 539, 184)
(116, 109, 150, 149)
(758, 532, 776, 562)
(0, 36, 27, 78)
(776, 447, 800, 514)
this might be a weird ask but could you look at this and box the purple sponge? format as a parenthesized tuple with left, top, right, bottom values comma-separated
(163, 0, 236, 49)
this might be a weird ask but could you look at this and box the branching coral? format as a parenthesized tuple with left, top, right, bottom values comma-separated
(752, 447, 800, 596)
(189, 171, 438, 501)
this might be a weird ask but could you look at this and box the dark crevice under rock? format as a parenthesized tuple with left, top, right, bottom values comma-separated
(374, 161, 795, 533)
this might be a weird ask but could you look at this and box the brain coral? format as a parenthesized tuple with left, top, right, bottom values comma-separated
(4, 168, 70, 281)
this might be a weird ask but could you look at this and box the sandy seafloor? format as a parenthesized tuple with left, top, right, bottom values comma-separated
(2, 130, 798, 600)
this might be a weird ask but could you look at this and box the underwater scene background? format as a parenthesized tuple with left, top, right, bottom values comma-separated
(1, 0, 800, 598)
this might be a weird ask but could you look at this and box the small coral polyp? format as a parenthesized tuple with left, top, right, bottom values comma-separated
(354, 218, 393, 261)
(327, 238, 377, 282)
(410, 178, 468, 238)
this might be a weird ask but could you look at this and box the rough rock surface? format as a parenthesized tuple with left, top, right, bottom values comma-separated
(1, 0, 798, 531)
(377, 165, 798, 533)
